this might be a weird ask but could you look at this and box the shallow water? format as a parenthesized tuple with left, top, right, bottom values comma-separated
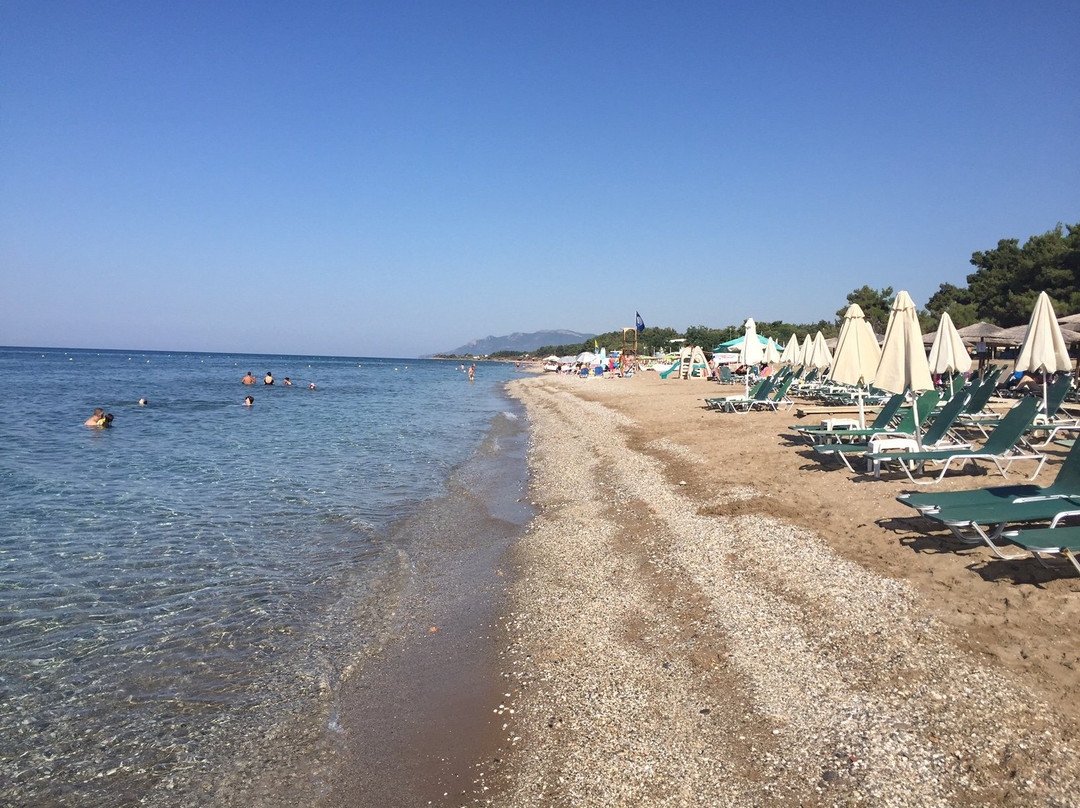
(0, 348, 528, 806)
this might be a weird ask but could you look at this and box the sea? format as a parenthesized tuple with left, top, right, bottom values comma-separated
(0, 347, 533, 807)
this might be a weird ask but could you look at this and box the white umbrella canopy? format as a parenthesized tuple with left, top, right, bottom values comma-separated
(763, 337, 782, 366)
(809, 330, 833, 370)
(778, 333, 800, 366)
(928, 312, 973, 377)
(799, 334, 813, 368)
(830, 304, 882, 428)
(875, 290, 934, 447)
(1015, 291, 1072, 413)
(739, 318, 765, 395)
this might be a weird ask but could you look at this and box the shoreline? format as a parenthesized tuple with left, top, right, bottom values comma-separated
(479, 372, 1080, 805)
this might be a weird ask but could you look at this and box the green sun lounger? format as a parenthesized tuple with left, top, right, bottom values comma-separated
(896, 435, 1080, 515)
(812, 391, 941, 471)
(1001, 524, 1080, 575)
(905, 490, 1080, 558)
(789, 393, 905, 443)
(864, 397, 1044, 485)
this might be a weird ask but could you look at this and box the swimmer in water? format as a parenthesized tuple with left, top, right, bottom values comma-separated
(242, 372, 256, 385)
(264, 372, 274, 385)
(244, 395, 254, 406)
(84, 408, 105, 426)
(138, 398, 148, 406)
(283, 377, 292, 386)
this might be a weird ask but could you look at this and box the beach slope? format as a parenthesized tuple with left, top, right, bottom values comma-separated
(483, 372, 1080, 806)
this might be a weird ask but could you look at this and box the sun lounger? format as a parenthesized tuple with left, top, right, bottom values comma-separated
(699, 378, 777, 412)
(1001, 524, 1080, 575)
(751, 375, 797, 412)
(789, 394, 905, 443)
(907, 493, 1080, 558)
(864, 397, 1044, 485)
(704, 377, 767, 409)
(896, 435, 1080, 515)
(812, 392, 941, 472)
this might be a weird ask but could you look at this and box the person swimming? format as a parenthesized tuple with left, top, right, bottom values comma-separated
(264, 372, 274, 385)
(84, 408, 105, 426)
(244, 396, 254, 406)
(242, 372, 256, 385)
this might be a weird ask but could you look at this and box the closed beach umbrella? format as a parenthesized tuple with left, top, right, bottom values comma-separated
(1015, 291, 1072, 414)
(875, 290, 934, 447)
(927, 312, 973, 386)
(763, 337, 781, 366)
(778, 334, 800, 366)
(809, 331, 833, 371)
(740, 318, 765, 396)
(799, 334, 813, 369)
(830, 304, 882, 427)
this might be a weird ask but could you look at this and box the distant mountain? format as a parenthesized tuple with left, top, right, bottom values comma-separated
(439, 330, 596, 356)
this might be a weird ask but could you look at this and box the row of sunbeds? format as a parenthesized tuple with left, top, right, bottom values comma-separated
(785, 371, 1080, 575)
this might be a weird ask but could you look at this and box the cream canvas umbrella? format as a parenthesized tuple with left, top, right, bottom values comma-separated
(778, 334, 800, 366)
(739, 318, 765, 396)
(830, 304, 882, 428)
(798, 334, 813, 369)
(927, 311, 972, 393)
(875, 290, 934, 447)
(1015, 291, 1072, 415)
(810, 331, 833, 371)
(763, 337, 781, 367)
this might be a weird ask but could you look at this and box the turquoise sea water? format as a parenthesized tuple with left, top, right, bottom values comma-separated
(0, 347, 528, 806)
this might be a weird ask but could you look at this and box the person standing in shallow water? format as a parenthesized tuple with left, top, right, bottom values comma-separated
(263, 372, 274, 385)
(84, 408, 104, 426)
(242, 372, 256, 385)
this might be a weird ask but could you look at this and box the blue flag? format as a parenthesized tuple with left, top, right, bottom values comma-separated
(636, 312, 645, 333)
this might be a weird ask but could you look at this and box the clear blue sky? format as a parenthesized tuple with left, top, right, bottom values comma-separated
(2, 1, 1076, 357)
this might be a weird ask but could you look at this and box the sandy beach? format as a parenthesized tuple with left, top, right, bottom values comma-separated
(474, 371, 1080, 806)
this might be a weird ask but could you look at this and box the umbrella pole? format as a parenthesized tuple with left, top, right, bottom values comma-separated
(857, 388, 866, 430)
(1043, 371, 1049, 417)
(913, 392, 924, 450)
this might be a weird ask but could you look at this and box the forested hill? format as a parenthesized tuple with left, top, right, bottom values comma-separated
(438, 330, 596, 357)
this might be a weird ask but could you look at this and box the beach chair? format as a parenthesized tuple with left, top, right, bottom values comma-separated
(752, 374, 797, 412)
(896, 436, 1080, 516)
(812, 391, 941, 471)
(1000, 524, 1080, 575)
(713, 377, 778, 413)
(906, 491, 1080, 559)
(704, 377, 767, 409)
(864, 397, 1045, 485)
(789, 393, 905, 443)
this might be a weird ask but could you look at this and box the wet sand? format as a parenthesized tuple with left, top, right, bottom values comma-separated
(474, 371, 1080, 806)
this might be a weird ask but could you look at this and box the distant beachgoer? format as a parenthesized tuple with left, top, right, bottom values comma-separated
(84, 408, 105, 426)
(138, 398, 148, 406)
(102, 413, 114, 427)
(309, 382, 316, 390)
(244, 395, 254, 406)
(242, 372, 256, 385)
(283, 377, 292, 386)
(264, 372, 274, 385)
(468, 364, 475, 381)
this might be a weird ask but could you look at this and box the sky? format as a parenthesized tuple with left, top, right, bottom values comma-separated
(1, 1, 1077, 358)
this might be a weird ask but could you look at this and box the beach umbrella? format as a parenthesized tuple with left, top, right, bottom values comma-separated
(739, 318, 765, 396)
(1015, 291, 1072, 415)
(798, 334, 813, 369)
(809, 331, 833, 371)
(927, 312, 972, 392)
(778, 334, 800, 366)
(763, 337, 781, 366)
(874, 290, 934, 447)
(830, 304, 882, 428)
(575, 351, 596, 364)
